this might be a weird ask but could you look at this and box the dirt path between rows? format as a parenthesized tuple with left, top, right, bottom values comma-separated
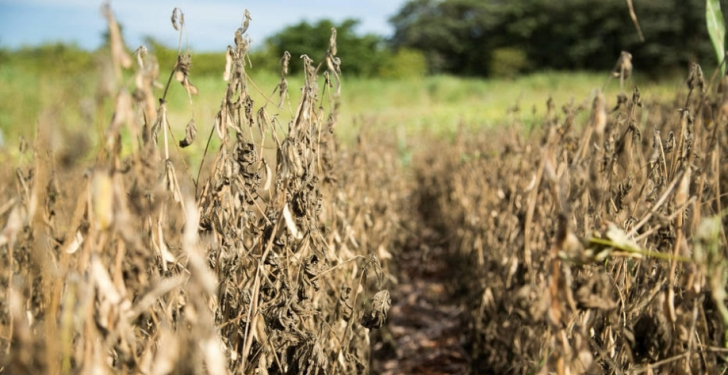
(371, 225, 472, 375)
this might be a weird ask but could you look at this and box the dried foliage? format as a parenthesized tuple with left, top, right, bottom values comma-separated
(414, 56, 728, 373)
(5, 5, 728, 375)
(0, 5, 402, 374)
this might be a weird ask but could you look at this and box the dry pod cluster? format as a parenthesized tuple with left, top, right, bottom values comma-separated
(0, 5, 403, 375)
(414, 55, 728, 373)
(5, 5, 727, 375)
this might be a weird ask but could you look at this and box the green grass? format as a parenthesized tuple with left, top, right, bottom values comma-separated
(0, 64, 95, 139)
(339, 72, 682, 137)
(0, 61, 685, 158)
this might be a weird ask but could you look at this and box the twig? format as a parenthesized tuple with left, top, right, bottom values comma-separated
(625, 0, 645, 42)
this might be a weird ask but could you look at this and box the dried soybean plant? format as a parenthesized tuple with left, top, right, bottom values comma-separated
(196, 15, 398, 374)
(0, 5, 398, 375)
(415, 53, 728, 373)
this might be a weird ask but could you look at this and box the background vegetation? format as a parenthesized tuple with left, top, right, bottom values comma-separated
(4, 0, 728, 79)
(6, 0, 711, 150)
(392, 0, 728, 76)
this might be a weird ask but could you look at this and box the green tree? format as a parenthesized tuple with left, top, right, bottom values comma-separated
(265, 19, 387, 77)
(1, 43, 94, 75)
(389, 0, 507, 76)
(391, 0, 728, 77)
(378, 48, 428, 78)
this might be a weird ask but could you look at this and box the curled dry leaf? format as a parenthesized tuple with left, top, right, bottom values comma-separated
(280, 51, 291, 76)
(135, 46, 147, 68)
(179, 119, 197, 148)
(174, 54, 198, 97)
(612, 51, 632, 79)
(361, 289, 391, 330)
(240, 9, 252, 34)
(170, 7, 183, 31)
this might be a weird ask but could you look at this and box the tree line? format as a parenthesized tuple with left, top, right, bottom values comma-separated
(3, 0, 727, 78)
(390, 0, 728, 77)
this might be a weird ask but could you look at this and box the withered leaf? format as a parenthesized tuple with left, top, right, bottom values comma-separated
(179, 119, 197, 148)
(361, 289, 391, 330)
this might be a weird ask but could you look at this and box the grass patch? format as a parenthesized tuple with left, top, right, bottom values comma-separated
(1, 61, 684, 152)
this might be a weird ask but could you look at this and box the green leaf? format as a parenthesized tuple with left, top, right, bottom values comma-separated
(707, 0, 726, 76)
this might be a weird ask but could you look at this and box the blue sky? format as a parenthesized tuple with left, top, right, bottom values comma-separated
(0, 0, 408, 51)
